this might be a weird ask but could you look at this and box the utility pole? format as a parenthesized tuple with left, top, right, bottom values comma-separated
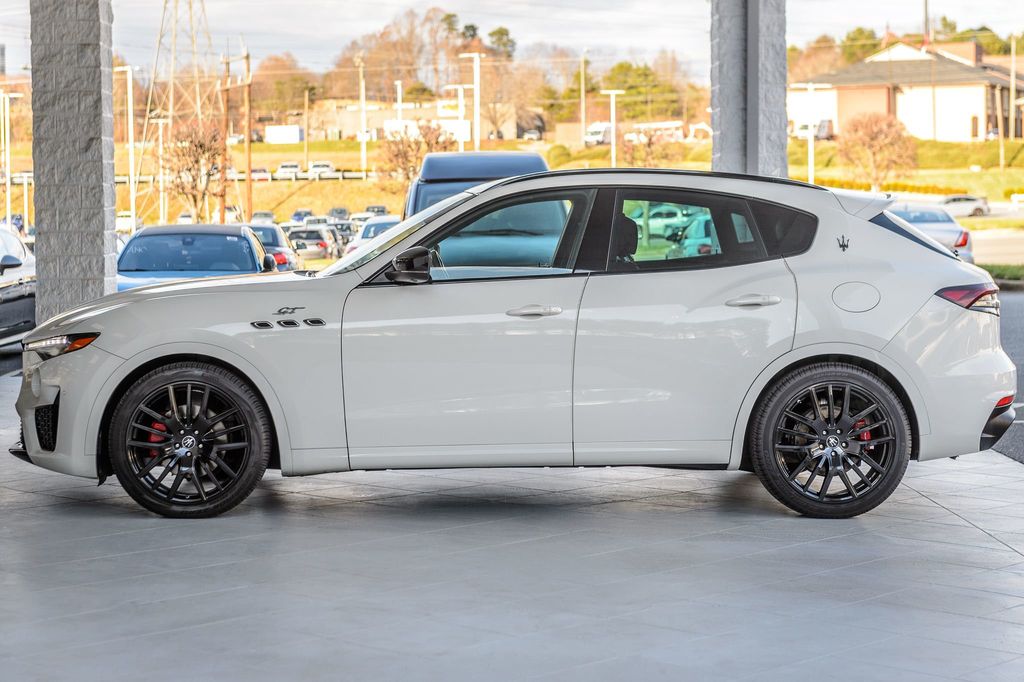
(459, 52, 483, 150)
(997, 85, 1006, 170)
(580, 48, 588, 147)
(243, 49, 252, 221)
(395, 80, 403, 124)
(114, 65, 137, 232)
(600, 89, 625, 168)
(22, 173, 29, 228)
(155, 118, 168, 224)
(219, 55, 230, 223)
(0, 92, 23, 230)
(789, 82, 824, 183)
(355, 54, 367, 178)
(303, 86, 311, 171)
(444, 84, 473, 153)
(1011, 34, 1017, 142)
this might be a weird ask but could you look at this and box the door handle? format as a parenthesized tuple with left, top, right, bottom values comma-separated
(506, 304, 563, 318)
(725, 294, 782, 307)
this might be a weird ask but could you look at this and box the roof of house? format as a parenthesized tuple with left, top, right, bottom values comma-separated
(800, 45, 1023, 89)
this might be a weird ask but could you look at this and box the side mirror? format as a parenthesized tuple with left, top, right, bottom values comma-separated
(262, 254, 277, 272)
(385, 246, 432, 285)
(0, 254, 22, 274)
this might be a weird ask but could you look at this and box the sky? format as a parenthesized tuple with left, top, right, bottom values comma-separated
(0, 0, 1021, 82)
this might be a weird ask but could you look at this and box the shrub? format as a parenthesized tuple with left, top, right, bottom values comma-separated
(546, 144, 571, 168)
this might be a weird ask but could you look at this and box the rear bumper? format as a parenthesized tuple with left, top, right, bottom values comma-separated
(981, 404, 1015, 450)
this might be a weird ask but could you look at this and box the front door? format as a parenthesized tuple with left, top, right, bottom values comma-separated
(342, 189, 594, 470)
(572, 187, 799, 466)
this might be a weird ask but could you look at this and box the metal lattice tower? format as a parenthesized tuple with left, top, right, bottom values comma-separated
(136, 0, 222, 221)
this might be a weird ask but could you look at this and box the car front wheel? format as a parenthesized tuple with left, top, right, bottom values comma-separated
(108, 361, 271, 518)
(749, 362, 911, 518)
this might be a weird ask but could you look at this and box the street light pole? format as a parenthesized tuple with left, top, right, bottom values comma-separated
(355, 54, 368, 178)
(395, 80, 403, 124)
(580, 48, 588, 147)
(459, 52, 483, 150)
(444, 84, 471, 153)
(600, 89, 625, 168)
(155, 118, 168, 224)
(0, 91, 23, 230)
(114, 65, 136, 232)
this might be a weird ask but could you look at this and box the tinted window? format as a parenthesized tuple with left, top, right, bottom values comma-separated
(890, 208, 954, 223)
(605, 190, 766, 271)
(289, 230, 323, 241)
(119, 234, 258, 272)
(362, 221, 400, 239)
(421, 190, 593, 280)
(251, 226, 280, 246)
(748, 200, 818, 257)
(413, 180, 482, 213)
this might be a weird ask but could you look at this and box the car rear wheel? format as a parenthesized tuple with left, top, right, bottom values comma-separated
(749, 363, 911, 518)
(108, 362, 271, 518)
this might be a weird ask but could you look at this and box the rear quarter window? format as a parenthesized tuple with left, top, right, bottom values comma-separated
(748, 200, 817, 257)
(869, 211, 957, 260)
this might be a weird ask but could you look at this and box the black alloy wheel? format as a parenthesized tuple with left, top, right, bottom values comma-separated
(750, 363, 911, 518)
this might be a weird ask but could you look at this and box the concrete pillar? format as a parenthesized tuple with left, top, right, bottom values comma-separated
(30, 0, 116, 322)
(710, 0, 788, 177)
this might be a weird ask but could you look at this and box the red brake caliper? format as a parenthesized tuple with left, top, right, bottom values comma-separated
(854, 419, 872, 447)
(147, 422, 167, 458)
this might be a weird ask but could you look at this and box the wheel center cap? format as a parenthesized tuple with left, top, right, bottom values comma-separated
(825, 435, 840, 448)
(181, 435, 197, 449)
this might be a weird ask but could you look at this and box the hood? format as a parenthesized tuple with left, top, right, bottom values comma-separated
(29, 270, 314, 341)
(116, 270, 260, 291)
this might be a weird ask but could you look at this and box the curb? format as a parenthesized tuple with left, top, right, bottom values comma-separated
(995, 279, 1024, 292)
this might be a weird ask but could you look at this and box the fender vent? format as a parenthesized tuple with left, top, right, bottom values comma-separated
(303, 318, 326, 327)
(277, 319, 300, 328)
(251, 321, 273, 329)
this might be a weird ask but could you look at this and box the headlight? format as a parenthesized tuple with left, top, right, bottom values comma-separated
(23, 333, 99, 360)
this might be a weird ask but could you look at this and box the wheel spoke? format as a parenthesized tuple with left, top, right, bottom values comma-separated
(784, 410, 816, 429)
(165, 468, 185, 499)
(130, 422, 172, 439)
(207, 407, 239, 425)
(857, 453, 886, 474)
(827, 384, 836, 425)
(138, 405, 169, 425)
(849, 419, 887, 438)
(862, 435, 894, 446)
(198, 385, 211, 418)
(204, 423, 245, 440)
(818, 469, 834, 498)
(838, 466, 859, 498)
(788, 454, 814, 481)
(777, 426, 816, 440)
(211, 441, 248, 452)
(198, 459, 224, 492)
(841, 384, 851, 420)
(137, 453, 172, 477)
(127, 439, 170, 450)
(776, 444, 813, 452)
(802, 461, 821, 492)
(209, 454, 238, 478)
(192, 472, 208, 502)
(185, 384, 193, 422)
(167, 386, 180, 421)
(849, 403, 879, 424)
(152, 462, 175, 488)
(807, 387, 823, 421)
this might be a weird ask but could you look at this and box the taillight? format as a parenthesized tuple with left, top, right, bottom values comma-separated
(935, 283, 1000, 315)
(273, 252, 288, 265)
(317, 241, 327, 249)
(996, 395, 1015, 408)
(954, 230, 969, 248)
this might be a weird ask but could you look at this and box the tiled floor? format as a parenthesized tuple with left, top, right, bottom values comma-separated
(4, 377, 1024, 681)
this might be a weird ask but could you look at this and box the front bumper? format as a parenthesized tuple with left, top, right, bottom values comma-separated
(981, 404, 1016, 451)
(14, 344, 124, 478)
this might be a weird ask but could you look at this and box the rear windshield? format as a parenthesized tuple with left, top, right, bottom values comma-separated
(362, 221, 400, 239)
(289, 230, 323, 240)
(251, 225, 280, 246)
(870, 211, 957, 260)
(413, 180, 484, 213)
(119, 233, 257, 272)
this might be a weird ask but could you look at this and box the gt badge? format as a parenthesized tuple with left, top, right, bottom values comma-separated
(274, 306, 305, 315)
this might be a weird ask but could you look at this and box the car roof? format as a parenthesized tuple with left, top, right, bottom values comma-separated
(419, 151, 548, 182)
(364, 214, 401, 226)
(134, 224, 253, 236)
(491, 168, 825, 192)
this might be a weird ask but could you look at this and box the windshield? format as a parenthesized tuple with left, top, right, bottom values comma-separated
(361, 220, 400, 239)
(251, 225, 280, 246)
(320, 192, 472, 276)
(413, 180, 484, 213)
(890, 208, 954, 224)
(119, 233, 257, 272)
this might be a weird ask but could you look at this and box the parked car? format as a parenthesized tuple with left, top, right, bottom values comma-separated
(521, 129, 542, 141)
(275, 161, 301, 179)
(583, 122, 612, 146)
(349, 211, 375, 226)
(251, 211, 276, 225)
(249, 168, 271, 182)
(116, 224, 275, 291)
(365, 204, 388, 216)
(309, 161, 335, 178)
(344, 214, 400, 254)
(328, 206, 350, 222)
(941, 194, 989, 218)
(888, 203, 974, 263)
(0, 228, 35, 346)
(290, 208, 313, 223)
(249, 223, 302, 271)
(288, 226, 339, 260)
(403, 151, 548, 217)
(176, 211, 195, 225)
(327, 225, 350, 250)
(14, 170, 1016, 520)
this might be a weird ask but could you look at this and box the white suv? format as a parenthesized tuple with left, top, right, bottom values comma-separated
(14, 170, 1016, 518)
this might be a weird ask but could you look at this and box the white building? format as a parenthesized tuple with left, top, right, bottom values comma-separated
(788, 42, 1023, 142)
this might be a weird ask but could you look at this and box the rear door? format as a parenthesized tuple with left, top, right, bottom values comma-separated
(572, 187, 799, 466)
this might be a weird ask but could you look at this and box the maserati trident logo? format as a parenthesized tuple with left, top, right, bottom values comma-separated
(181, 435, 197, 449)
(825, 435, 841, 449)
(837, 235, 850, 252)
(274, 306, 305, 315)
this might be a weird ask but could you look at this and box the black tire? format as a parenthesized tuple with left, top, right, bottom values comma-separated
(108, 361, 272, 518)
(749, 362, 911, 518)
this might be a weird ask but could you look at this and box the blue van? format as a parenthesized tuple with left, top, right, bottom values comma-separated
(404, 151, 548, 217)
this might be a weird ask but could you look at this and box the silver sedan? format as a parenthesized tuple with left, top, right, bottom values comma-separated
(889, 203, 974, 264)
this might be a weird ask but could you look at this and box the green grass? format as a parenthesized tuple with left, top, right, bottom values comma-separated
(980, 263, 1024, 281)
(961, 215, 1024, 231)
(302, 258, 334, 271)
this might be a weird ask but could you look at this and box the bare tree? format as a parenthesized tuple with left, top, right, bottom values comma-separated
(838, 114, 917, 191)
(167, 124, 223, 222)
(378, 123, 456, 191)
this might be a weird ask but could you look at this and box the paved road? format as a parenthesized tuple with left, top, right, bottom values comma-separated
(996, 291, 1024, 461)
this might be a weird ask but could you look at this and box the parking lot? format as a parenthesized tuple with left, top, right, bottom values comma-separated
(0, 295, 1022, 680)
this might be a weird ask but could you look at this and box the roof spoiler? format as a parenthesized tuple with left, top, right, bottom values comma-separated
(832, 189, 895, 218)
